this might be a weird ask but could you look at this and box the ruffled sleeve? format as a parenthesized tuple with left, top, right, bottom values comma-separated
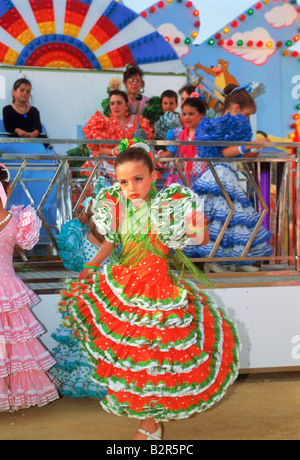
(91, 184, 121, 244)
(82, 112, 120, 155)
(82, 112, 153, 157)
(150, 184, 206, 250)
(165, 126, 183, 157)
(12, 205, 42, 250)
(154, 111, 183, 140)
(195, 113, 253, 159)
(123, 115, 153, 141)
(57, 219, 87, 272)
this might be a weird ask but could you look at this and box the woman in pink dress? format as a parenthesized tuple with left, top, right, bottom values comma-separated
(0, 164, 59, 411)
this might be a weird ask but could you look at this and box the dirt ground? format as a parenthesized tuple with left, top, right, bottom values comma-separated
(1, 375, 299, 441)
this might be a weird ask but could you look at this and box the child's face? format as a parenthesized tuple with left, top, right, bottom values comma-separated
(162, 97, 178, 114)
(110, 94, 128, 119)
(116, 160, 155, 206)
(13, 84, 31, 104)
(180, 91, 190, 108)
(182, 105, 203, 129)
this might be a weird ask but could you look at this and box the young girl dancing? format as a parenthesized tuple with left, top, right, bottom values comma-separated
(60, 138, 240, 440)
(193, 84, 272, 273)
(0, 164, 59, 411)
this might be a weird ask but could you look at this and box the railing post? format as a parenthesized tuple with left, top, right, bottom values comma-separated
(296, 146, 300, 273)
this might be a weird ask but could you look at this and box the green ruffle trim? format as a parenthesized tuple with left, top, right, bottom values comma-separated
(95, 361, 235, 399)
(104, 264, 189, 311)
(100, 366, 238, 422)
(87, 338, 209, 375)
(91, 276, 194, 330)
(91, 184, 121, 243)
(150, 184, 206, 250)
(82, 306, 197, 351)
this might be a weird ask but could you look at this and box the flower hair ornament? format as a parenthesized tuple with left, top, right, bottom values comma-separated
(226, 84, 253, 97)
(118, 138, 154, 162)
(101, 77, 123, 117)
(0, 163, 10, 208)
(190, 86, 206, 101)
(108, 77, 121, 92)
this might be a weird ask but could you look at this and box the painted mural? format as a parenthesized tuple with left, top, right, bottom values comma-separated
(0, 0, 299, 140)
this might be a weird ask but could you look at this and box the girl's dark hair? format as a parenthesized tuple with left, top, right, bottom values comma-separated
(12, 78, 32, 103)
(114, 147, 153, 173)
(109, 89, 129, 104)
(123, 65, 145, 88)
(223, 84, 256, 113)
(179, 84, 196, 96)
(0, 165, 10, 193)
(182, 97, 207, 114)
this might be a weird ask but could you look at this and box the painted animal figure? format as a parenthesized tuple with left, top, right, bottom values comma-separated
(195, 59, 239, 107)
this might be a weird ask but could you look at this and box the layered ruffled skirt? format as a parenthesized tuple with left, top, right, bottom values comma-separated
(61, 252, 240, 421)
(0, 276, 59, 411)
(187, 163, 273, 263)
(50, 323, 107, 399)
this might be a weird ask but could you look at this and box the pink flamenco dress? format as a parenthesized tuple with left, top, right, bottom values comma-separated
(60, 184, 241, 422)
(0, 205, 59, 412)
(81, 112, 153, 179)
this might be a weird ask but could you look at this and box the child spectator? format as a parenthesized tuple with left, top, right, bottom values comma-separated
(154, 89, 182, 140)
(179, 84, 197, 108)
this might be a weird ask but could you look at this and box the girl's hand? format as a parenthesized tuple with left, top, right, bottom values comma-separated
(29, 130, 40, 138)
(157, 149, 172, 158)
(78, 268, 91, 282)
(248, 137, 271, 152)
(252, 137, 271, 145)
(185, 211, 209, 246)
(79, 212, 89, 225)
(15, 128, 29, 138)
(244, 151, 258, 158)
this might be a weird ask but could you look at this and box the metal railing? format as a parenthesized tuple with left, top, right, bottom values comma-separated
(1, 137, 299, 279)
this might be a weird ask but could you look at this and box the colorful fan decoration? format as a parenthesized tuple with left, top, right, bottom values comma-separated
(0, 0, 180, 69)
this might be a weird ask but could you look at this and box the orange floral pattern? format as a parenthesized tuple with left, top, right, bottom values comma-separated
(82, 112, 153, 157)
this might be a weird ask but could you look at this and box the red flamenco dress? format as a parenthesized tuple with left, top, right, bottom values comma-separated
(60, 184, 240, 421)
(81, 113, 153, 178)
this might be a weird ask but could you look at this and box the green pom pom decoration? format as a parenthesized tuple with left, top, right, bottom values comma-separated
(142, 96, 163, 125)
(118, 138, 130, 152)
(118, 138, 150, 154)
